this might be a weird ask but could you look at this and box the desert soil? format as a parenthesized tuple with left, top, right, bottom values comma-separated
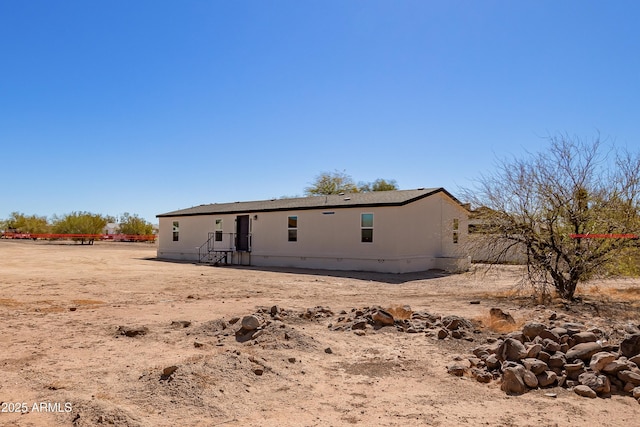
(0, 240, 639, 427)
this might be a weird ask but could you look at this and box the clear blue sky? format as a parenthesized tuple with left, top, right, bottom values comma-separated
(2, 1, 639, 224)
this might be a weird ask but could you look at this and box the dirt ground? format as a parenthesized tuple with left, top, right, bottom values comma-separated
(1, 240, 639, 427)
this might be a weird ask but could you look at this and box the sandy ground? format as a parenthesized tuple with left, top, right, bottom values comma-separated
(1, 240, 639, 427)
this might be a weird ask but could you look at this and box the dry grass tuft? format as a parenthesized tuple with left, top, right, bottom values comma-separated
(385, 305, 413, 320)
(475, 313, 525, 334)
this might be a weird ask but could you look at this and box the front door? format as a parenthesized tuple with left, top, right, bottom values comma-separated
(236, 215, 250, 251)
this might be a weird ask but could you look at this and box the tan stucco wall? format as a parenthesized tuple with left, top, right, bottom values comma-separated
(156, 192, 470, 272)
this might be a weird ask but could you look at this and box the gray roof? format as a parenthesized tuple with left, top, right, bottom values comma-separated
(157, 188, 464, 218)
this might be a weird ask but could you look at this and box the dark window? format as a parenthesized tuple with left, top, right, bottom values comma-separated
(288, 216, 297, 242)
(172, 221, 179, 241)
(215, 219, 223, 241)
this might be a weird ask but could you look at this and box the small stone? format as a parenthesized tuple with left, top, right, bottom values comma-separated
(574, 385, 597, 398)
(447, 363, 467, 377)
(437, 329, 449, 340)
(162, 366, 178, 377)
(228, 317, 240, 325)
(372, 309, 395, 326)
(471, 368, 492, 383)
(253, 368, 264, 376)
(241, 315, 262, 331)
(632, 386, 640, 399)
(353, 330, 366, 336)
(288, 357, 296, 363)
(69, 307, 77, 312)
(117, 325, 148, 337)
(324, 347, 333, 354)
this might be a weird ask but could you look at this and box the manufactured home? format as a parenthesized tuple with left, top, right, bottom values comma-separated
(156, 188, 470, 273)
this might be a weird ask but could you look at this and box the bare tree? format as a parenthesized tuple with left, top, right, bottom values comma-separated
(464, 134, 640, 300)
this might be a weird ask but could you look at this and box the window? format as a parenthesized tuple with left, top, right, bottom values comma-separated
(288, 216, 297, 242)
(172, 221, 179, 241)
(361, 213, 373, 243)
(453, 218, 459, 244)
(215, 219, 223, 242)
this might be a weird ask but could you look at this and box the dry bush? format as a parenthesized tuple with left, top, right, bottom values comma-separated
(385, 305, 413, 320)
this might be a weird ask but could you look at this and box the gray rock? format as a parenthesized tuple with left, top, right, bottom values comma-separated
(566, 342, 602, 362)
(241, 315, 262, 331)
(574, 384, 597, 398)
(620, 334, 640, 358)
(501, 366, 527, 395)
(589, 352, 617, 373)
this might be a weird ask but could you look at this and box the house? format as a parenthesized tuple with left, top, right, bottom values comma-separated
(156, 188, 471, 273)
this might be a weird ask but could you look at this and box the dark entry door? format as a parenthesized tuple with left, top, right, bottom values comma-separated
(236, 215, 250, 251)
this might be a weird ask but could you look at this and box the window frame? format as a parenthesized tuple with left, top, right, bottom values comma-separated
(172, 221, 179, 242)
(361, 213, 374, 243)
(287, 215, 298, 242)
(215, 219, 223, 242)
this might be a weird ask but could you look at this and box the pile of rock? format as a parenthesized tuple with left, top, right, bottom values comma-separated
(328, 306, 477, 340)
(449, 321, 640, 402)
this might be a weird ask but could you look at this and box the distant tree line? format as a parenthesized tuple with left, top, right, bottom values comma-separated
(304, 170, 399, 196)
(0, 211, 154, 238)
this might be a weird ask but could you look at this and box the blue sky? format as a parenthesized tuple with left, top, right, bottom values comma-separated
(2, 1, 639, 224)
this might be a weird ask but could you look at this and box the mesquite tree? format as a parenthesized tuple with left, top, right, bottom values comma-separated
(465, 134, 640, 300)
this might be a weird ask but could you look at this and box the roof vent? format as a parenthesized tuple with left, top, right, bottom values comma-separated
(344, 197, 351, 201)
(338, 192, 345, 196)
(417, 187, 425, 190)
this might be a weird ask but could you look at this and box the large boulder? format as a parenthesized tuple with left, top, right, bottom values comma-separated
(497, 338, 528, 362)
(566, 342, 602, 362)
(501, 366, 527, 395)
